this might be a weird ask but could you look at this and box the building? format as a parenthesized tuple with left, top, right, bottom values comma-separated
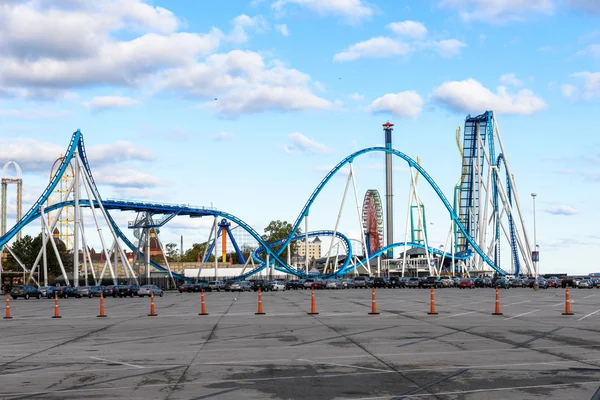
(295, 236, 321, 259)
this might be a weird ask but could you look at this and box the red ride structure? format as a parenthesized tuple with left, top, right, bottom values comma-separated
(362, 189, 384, 256)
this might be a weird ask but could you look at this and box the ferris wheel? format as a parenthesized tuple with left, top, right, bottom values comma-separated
(362, 189, 384, 255)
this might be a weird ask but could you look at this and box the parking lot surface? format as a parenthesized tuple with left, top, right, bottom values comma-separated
(1, 287, 599, 399)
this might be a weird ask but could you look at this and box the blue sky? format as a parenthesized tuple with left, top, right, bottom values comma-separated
(0, 0, 599, 275)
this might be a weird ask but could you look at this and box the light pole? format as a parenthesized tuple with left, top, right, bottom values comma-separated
(531, 193, 538, 277)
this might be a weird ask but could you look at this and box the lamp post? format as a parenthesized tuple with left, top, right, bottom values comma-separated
(531, 193, 538, 277)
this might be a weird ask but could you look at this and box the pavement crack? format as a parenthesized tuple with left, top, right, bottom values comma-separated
(165, 297, 237, 399)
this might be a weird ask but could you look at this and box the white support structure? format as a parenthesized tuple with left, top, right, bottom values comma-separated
(324, 171, 353, 274)
(409, 167, 433, 276)
(73, 154, 80, 287)
(349, 163, 371, 276)
(304, 216, 309, 274)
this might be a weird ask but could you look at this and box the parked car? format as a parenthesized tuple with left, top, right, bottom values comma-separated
(252, 280, 269, 292)
(229, 281, 252, 292)
(353, 276, 369, 288)
(459, 278, 475, 289)
(53, 286, 78, 299)
(11, 285, 41, 300)
(494, 278, 511, 289)
(76, 286, 93, 298)
(37, 286, 57, 297)
(270, 281, 286, 291)
(138, 285, 163, 297)
(372, 277, 387, 289)
(208, 280, 225, 291)
(285, 280, 304, 290)
(178, 283, 198, 293)
(406, 277, 421, 289)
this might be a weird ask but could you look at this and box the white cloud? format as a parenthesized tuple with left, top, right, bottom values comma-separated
(83, 96, 140, 110)
(0, 138, 153, 173)
(538, 45, 553, 52)
(545, 205, 579, 216)
(214, 132, 234, 141)
(285, 133, 333, 154)
(438, 0, 555, 23)
(432, 78, 547, 115)
(0, 1, 221, 98)
(387, 21, 428, 39)
(275, 24, 289, 36)
(564, 72, 600, 101)
(499, 73, 523, 87)
(0, 108, 69, 119)
(272, 0, 373, 22)
(314, 81, 326, 92)
(333, 21, 465, 62)
(158, 50, 331, 116)
(577, 44, 600, 59)
(333, 37, 411, 62)
(349, 92, 364, 101)
(561, 83, 577, 98)
(94, 168, 161, 188)
(567, 0, 600, 14)
(228, 14, 267, 43)
(427, 39, 466, 58)
(367, 91, 423, 119)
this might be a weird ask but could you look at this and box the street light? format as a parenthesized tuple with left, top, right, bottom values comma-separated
(531, 193, 538, 277)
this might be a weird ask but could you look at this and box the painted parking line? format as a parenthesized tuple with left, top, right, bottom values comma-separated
(505, 309, 541, 320)
(434, 309, 486, 320)
(297, 358, 393, 373)
(577, 309, 600, 321)
(89, 356, 145, 369)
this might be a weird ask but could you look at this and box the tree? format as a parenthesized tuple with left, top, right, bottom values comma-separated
(181, 242, 210, 262)
(4, 233, 72, 279)
(165, 243, 179, 261)
(262, 220, 301, 263)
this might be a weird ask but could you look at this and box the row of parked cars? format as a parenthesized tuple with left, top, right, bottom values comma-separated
(176, 275, 600, 294)
(8, 284, 164, 300)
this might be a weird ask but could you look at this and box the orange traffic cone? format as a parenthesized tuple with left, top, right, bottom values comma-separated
(308, 287, 319, 315)
(427, 287, 438, 315)
(97, 292, 107, 318)
(368, 287, 380, 315)
(148, 291, 157, 316)
(4, 295, 12, 319)
(492, 287, 503, 315)
(52, 292, 62, 319)
(255, 287, 265, 315)
(562, 287, 574, 315)
(199, 290, 209, 316)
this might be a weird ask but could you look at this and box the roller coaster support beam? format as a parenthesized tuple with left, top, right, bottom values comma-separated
(409, 167, 433, 276)
(492, 118, 533, 275)
(350, 163, 371, 275)
(73, 153, 81, 287)
(41, 205, 48, 286)
(324, 170, 352, 274)
(305, 214, 309, 275)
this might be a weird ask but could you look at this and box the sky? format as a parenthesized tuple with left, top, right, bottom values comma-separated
(0, 0, 599, 275)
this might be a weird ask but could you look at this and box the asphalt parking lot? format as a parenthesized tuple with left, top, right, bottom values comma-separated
(1, 287, 599, 399)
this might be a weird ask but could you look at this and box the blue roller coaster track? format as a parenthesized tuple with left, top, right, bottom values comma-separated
(0, 130, 509, 282)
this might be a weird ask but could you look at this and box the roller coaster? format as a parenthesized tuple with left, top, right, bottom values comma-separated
(0, 112, 535, 286)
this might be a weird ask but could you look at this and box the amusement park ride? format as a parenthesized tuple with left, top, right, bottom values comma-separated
(0, 111, 536, 286)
